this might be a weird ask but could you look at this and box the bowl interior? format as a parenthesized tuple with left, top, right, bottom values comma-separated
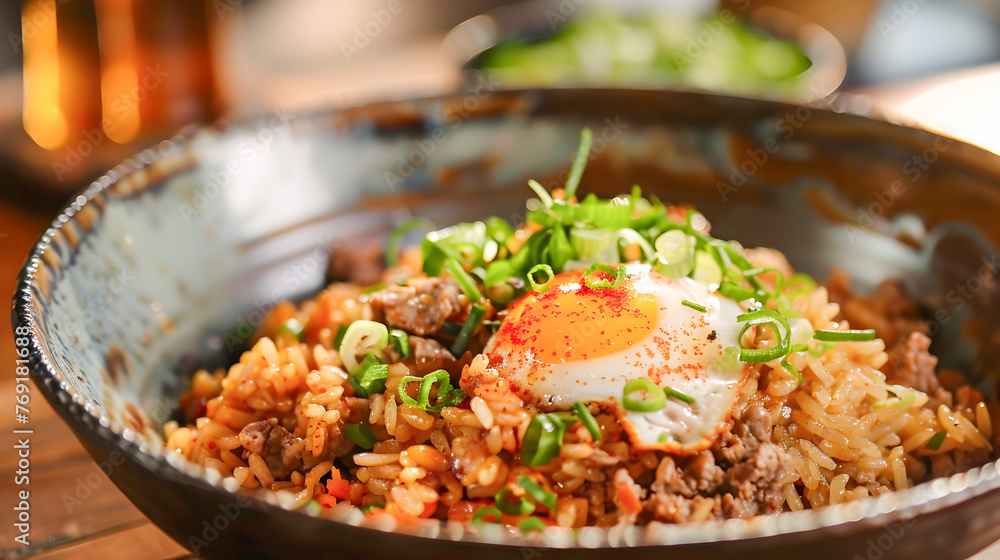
(16, 88, 1000, 555)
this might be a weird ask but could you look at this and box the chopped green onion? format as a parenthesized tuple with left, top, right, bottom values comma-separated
(572, 402, 602, 441)
(654, 230, 694, 277)
(664, 386, 695, 404)
(809, 340, 837, 357)
(386, 218, 436, 267)
(447, 258, 484, 302)
(788, 318, 816, 347)
(872, 385, 919, 410)
(518, 517, 548, 534)
(527, 179, 554, 208)
(520, 414, 567, 467)
(781, 359, 804, 386)
(548, 225, 576, 273)
(361, 283, 386, 295)
(276, 318, 305, 341)
(622, 378, 667, 412)
(714, 346, 741, 373)
(681, 299, 707, 313)
(813, 329, 877, 342)
(616, 228, 656, 261)
(583, 262, 626, 289)
(301, 499, 322, 515)
(736, 309, 790, 363)
(743, 267, 785, 295)
(450, 304, 486, 356)
(422, 221, 488, 276)
(344, 424, 376, 450)
(397, 370, 467, 413)
(657, 433, 671, 443)
(564, 127, 593, 200)
(925, 431, 947, 451)
(339, 320, 389, 375)
(484, 216, 515, 246)
(334, 324, 348, 348)
(569, 227, 617, 260)
(719, 281, 757, 302)
(494, 487, 536, 516)
(360, 500, 386, 513)
(389, 329, 410, 358)
(471, 506, 503, 527)
(357, 353, 389, 396)
(517, 475, 558, 510)
(692, 250, 723, 284)
(527, 264, 555, 293)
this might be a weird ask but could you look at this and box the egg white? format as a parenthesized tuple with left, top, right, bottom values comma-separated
(483, 263, 749, 453)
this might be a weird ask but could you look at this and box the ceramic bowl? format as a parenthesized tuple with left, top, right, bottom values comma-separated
(14, 89, 1000, 559)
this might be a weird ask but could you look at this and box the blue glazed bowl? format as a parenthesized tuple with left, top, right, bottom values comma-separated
(13, 89, 1000, 559)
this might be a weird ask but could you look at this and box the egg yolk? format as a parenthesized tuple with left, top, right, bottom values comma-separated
(493, 271, 658, 364)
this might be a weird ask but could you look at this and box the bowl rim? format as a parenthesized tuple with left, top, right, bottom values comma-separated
(12, 87, 1000, 551)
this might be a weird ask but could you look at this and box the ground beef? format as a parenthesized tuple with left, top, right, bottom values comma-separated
(369, 277, 463, 336)
(646, 404, 792, 523)
(386, 336, 457, 376)
(238, 420, 306, 480)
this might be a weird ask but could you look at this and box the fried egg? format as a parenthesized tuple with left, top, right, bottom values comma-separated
(481, 263, 750, 454)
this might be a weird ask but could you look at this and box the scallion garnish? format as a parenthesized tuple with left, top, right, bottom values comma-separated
(572, 402, 602, 441)
(447, 258, 484, 302)
(583, 262, 626, 289)
(925, 430, 947, 451)
(518, 517, 548, 534)
(388, 329, 410, 358)
(653, 230, 694, 277)
(450, 304, 485, 356)
(719, 281, 757, 302)
(517, 475, 558, 510)
(736, 309, 790, 363)
(494, 487, 536, 516)
(520, 413, 568, 467)
(681, 299, 707, 313)
(813, 329, 877, 342)
(471, 506, 503, 527)
(527, 264, 555, 293)
(334, 324, 348, 349)
(385, 218, 435, 268)
(563, 127, 593, 200)
(398, 370, 467, 413)
(664, 386, 695, 404)
(622, 378, 667, 412)
(356, 353, 389, 396)
(344, 423, 376, 450)
(339, 320, 389, 375)
(527, 179, 554, 208)
(276, 318, 305, 341)
(360, 500, 386, 513)
(781, 359, 804, 386)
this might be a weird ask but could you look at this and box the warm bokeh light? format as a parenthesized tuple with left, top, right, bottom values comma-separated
(95, 0, 141, 144)
(22, 0, 68, 151)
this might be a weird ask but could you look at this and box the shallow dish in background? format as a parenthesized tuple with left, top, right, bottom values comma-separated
(442, 1, 847, 103)
(13, 89, 1000, 559)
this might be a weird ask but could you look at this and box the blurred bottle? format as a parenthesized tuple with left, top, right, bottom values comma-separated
(21, 0, 218, 154)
